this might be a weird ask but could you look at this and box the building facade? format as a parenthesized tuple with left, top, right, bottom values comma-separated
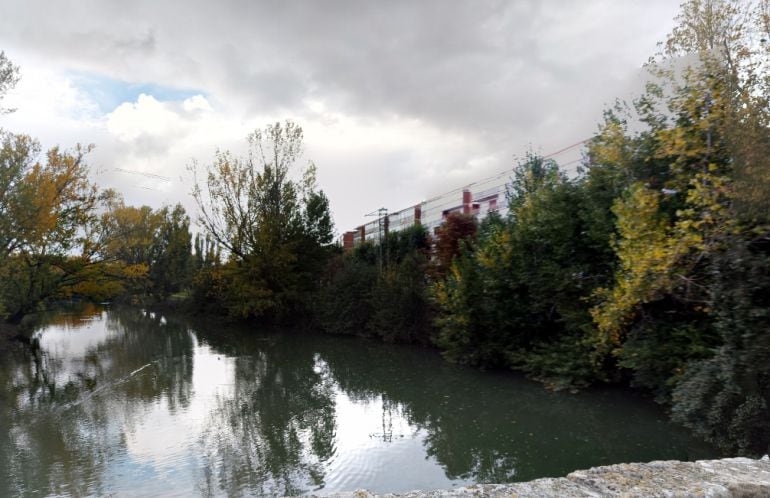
(342, 170, 510, 249)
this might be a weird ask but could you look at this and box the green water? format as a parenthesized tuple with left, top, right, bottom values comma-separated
(0, 305, 717, 496)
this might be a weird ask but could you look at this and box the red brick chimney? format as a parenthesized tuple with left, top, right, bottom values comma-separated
(462, 189, 472, 214)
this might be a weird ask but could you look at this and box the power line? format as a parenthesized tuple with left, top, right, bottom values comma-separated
(420, 137, 590, 205)
(132, 184, 160, 191)
(355, 138, 592, 232)
(543, 138, 590, 159)
(115, 168, 172, 182)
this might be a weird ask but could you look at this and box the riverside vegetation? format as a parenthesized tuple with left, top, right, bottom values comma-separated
(1, 0, 768, 459)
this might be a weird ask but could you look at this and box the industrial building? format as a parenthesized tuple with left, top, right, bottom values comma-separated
(342, 169, 511, 250)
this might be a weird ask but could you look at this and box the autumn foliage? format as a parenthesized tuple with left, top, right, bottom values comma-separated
(1, 0, 768, 457)
(433, 212, 477, 276)
(429, 0, 770, 454)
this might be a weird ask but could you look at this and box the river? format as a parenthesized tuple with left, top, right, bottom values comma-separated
(0, 304, 717, 497)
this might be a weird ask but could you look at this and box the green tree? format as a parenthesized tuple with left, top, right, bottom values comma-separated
(368, 225, 433, 343)
(150, 204, 193, 299)
(586, 0, 770, 451)
(671, 233, 770, 455)
(317, 225, 433, 343)
(316, 249, 378, 337)
(191, 121, 334, 321)
(432, 155, 606, 388)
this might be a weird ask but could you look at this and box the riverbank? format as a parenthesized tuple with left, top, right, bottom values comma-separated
(308, 456, 770, 497)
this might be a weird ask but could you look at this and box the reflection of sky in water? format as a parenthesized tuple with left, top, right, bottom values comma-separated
(111, 335, 238, 496)
(326, 394, 472, 493)
(124, 335, 235, 466)
(1, 308, 718, 497)
(115, 334, 464, 496)
(108, 332, 466, 495)
(34, 311, 117, 386)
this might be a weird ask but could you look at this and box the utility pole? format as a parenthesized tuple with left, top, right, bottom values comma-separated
(365, 207, 388, 273)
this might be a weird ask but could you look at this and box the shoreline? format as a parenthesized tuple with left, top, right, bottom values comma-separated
(304, 457, 770, 497)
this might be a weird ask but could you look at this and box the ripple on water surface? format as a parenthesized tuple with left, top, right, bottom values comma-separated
(0, 306, 719, 497)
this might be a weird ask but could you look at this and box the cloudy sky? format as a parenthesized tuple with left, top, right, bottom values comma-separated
(0, 1, 681, 233)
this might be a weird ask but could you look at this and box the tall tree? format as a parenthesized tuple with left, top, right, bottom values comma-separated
(590, 0, 768, 356)
(96, 200, 193, 300)
(150, 204, 193, 299)
(433, 154, 605, 388)
(191, 121, 334, 321)
(587, 0, 770, 451)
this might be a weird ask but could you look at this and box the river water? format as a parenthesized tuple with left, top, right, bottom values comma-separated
(0, 305, 717, 497)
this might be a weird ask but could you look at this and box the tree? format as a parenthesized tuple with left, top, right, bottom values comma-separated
(0, 133, 113, 321)
(97, 200, 193, 300)
(150, 204, 193, 299)
(506, 151, 560, 213)
(191, 121, 334, 321)
(0, 50, 20, 114)
(0, 54, 150, 316)
(433, 212, 477, 277)
(317, 225, 433, 343)
(590, 0, 766, 351)
(102, 203, 160, 266)
(671, 234, 770, 455)
(432, 154, 605, 388)
(586, 0, 770, 451)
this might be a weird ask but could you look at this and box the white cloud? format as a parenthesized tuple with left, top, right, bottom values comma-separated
(97, 94, 253, 214)
(0, 0, 683, 231)
(0, 58, 103, 145)
(107, 93, 219, 144)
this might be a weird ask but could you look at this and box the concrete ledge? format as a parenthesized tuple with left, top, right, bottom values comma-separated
(308, 456, 770, 497)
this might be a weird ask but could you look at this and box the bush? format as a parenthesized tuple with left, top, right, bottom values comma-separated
(671, 234, 770, 455)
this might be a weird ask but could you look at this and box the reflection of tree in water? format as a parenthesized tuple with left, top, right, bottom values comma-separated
(380, 398, 394, 443)
(310, 339, 520, 482)
(0, 309, 717, 496)
(0, 305, 195, 497)
(191, 326, 527, 486)
(104, 308, 195, 409)
(308, 334, 715, 484)
(192, 327, 337, 496)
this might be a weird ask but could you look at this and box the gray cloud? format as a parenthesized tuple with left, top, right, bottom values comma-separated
(0, 0, 681, 230)
(1, 1, 674, 119)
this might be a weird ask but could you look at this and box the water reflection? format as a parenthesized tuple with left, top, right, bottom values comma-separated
(0, 306, 718, 497)
(194, 345, 337, 496)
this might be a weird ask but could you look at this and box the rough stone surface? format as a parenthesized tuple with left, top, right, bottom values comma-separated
(302, 456, 770, 497)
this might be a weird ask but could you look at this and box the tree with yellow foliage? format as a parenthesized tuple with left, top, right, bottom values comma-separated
(0, 133, 104, 320)
(588, 0, 770, 452)
(0, 133, 155, 320)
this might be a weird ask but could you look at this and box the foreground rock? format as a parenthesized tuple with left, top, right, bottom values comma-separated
(307, 456, 770, 497)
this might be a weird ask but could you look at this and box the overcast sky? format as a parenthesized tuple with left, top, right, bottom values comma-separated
(0, 1, 681, 233)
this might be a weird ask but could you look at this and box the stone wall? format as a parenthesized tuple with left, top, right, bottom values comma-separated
(308, 456, 770, 498)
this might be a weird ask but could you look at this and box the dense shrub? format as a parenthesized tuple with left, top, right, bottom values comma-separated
(672, 234, 770, 455)
(316, 226, 433, 343)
